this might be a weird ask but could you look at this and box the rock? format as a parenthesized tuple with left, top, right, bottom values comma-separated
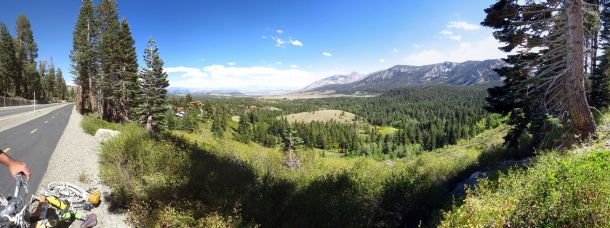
(94, 129, 120, 143)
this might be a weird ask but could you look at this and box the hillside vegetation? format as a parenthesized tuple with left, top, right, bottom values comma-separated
(84, 113, 511, 227)
(441, 139, 610, 227)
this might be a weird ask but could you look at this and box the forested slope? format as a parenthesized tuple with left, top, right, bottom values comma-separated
(86, 114, 511, 227)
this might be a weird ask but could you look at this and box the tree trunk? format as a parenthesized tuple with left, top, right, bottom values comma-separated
(566, 0, 597, 138)
(146, 114, 153, 132)
(76, 85, 84, 113)
(88, 70, 96, 112)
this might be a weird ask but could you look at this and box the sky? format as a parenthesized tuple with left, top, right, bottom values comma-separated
(0, 0, 506, 92)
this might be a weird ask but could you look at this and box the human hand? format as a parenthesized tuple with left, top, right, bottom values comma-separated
(7, 159, 30, 180)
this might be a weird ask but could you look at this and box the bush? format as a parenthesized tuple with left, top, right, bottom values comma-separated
(94, 116, 513, 227)
(81, 115, 120, 135)
(441, 150, 610, 227)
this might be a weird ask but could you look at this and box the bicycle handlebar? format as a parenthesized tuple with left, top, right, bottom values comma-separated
(0, 171, 30, 225)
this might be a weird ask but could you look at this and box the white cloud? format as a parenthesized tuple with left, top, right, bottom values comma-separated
(276, 61, 283, 65)
(166, 65, 316, 90)
(440, 30, 461, 41)
(447, 20, 480, 31)
(227, 62, 236, 66)
(165, 66, 204, 78)
(261, 35, 267, 39)
(271, 37, 285, 47)
(379, 58, 385, 63)
(290, 64, 299, 68)
(403, 36, 505, 66)
(200, 58, 206, 61)
(290, 39, 303, 46)
(322, 52, 332, 57)
(412, 44, 420, 48)
(276, 29, 283, 34)
(393, 48, 400, 53)
(449, 35, 462, 41)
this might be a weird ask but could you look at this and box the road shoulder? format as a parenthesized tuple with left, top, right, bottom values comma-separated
(37, 107, 129, 227)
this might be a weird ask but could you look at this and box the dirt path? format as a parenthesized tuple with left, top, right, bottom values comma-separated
(37, 107, 129, 227)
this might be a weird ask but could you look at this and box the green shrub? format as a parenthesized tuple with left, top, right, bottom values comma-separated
(94, 116, 513, 227)
(441, 150, 610, 227)
(81, 114, 120, 135)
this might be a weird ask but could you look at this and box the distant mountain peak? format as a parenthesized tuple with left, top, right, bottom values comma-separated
(301, 72, 364, 91)
(305, 59, 505, 93)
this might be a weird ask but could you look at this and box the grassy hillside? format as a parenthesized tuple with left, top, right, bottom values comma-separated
(440, 133, 610, 227)
(85, 115, 511, 227)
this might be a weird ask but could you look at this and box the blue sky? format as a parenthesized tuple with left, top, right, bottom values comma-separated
(0, 0, 505, 92)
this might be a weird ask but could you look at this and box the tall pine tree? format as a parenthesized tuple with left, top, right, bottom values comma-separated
(15, 14, 38, 99)
(591, 1, 610, 109)
(0, 23, 18, 97)
(483, 0, 599, 148)
(235, 113, 253, 143)
(96, 0, 121, 121)
(70, 0, 97, 113)
(117, 19, 138, 121)
(134, 38, 169, 133)
(55, 69, 66, 100)
(44, 61, 56, 101)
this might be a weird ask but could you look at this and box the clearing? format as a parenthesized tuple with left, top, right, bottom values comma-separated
(283, 109, 356, 123)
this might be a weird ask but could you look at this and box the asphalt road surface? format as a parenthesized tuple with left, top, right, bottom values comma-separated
(0, 104, 61, 118)
(0, 104, 73, 196)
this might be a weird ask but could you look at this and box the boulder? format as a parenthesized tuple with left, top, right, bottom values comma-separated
(94, 129, 120, 143)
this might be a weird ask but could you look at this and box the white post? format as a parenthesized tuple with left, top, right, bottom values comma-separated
(33, 91, 36, 112)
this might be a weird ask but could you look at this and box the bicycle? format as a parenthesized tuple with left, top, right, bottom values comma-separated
(0, 172, 30, 228)
(31, 182, 98, 228)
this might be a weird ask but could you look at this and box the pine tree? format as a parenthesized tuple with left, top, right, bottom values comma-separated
(591, 1, 610, 109)
(70, 0, 97, 113)
(31, 64, 42, 100)
(282, 128, 302, 169)
(0, 23, 18, 97)
(185, 93, 193, 103)
(134, 38, 169, 133)
(117, 19, 138, 121)
(483, 0, 598, 147)
(37, 60, 47, 101)
(212, 114, 225, 137)
(15, 14, 38, 99)
(235, 113, 253, 143)
(96, 0, 122, 121)
(45, 62, 56, 101)
(55, 69, 66, 100)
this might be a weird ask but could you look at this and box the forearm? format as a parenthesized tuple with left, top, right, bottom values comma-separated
(0, 150, 14, 167)
(0, 150, 30, 179)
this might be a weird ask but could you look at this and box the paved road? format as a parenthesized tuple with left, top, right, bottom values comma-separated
(0, 104, 61, 118)
(0, 104, 73, 195)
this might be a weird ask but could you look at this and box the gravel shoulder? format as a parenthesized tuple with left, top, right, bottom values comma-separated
(37, 107, 129, 227)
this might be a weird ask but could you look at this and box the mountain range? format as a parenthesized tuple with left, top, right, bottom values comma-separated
(302, 59, 505, 93)
(300, 72, 364, 92)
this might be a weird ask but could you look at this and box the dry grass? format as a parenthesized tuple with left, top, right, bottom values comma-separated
(231, 115, 240, 122)
(283, 109, 356, 123)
